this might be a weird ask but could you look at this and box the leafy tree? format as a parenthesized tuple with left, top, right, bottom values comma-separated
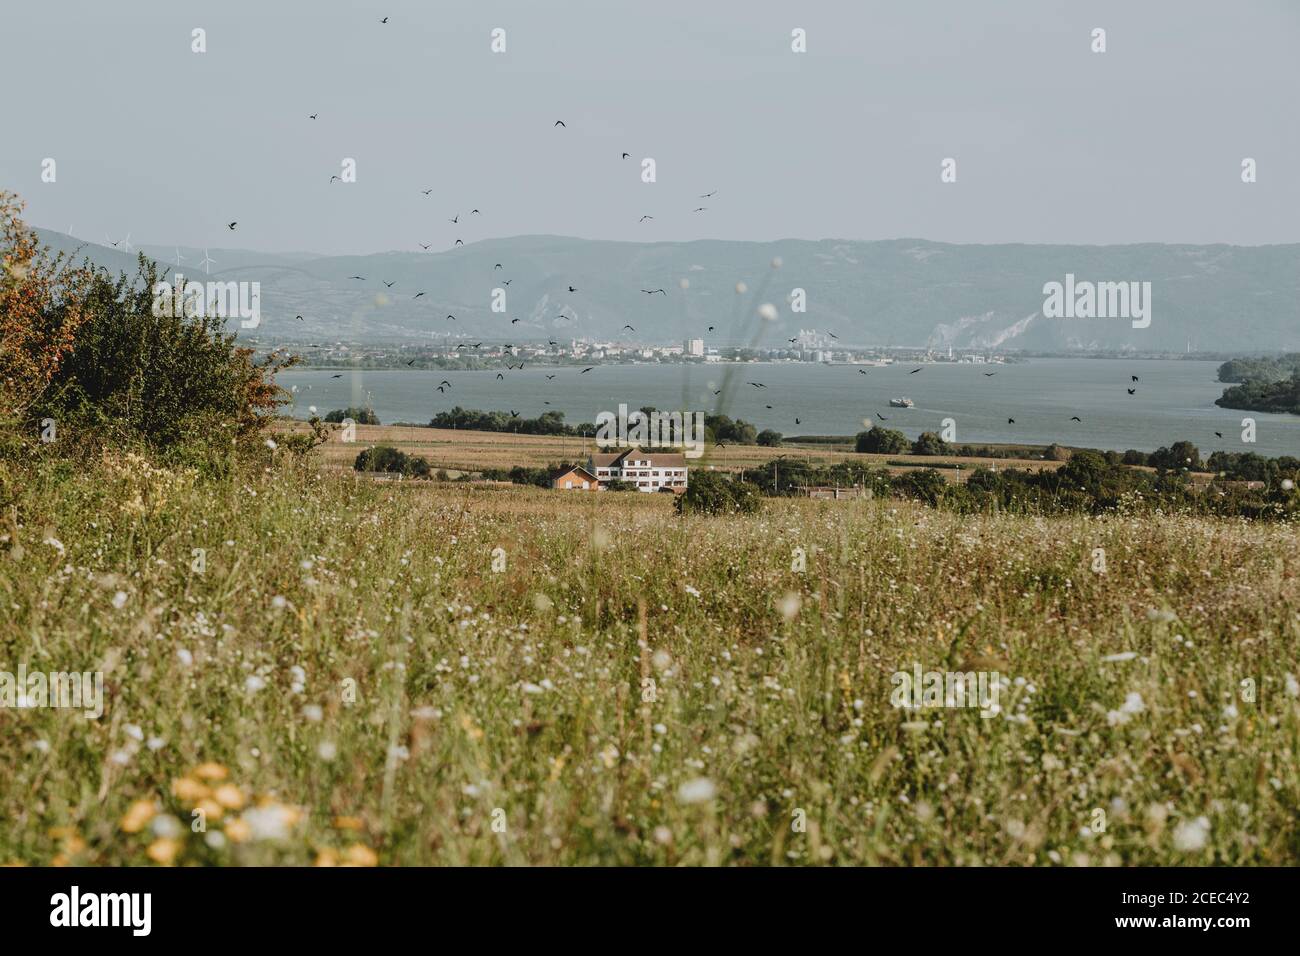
(911, 431, 951, 456)
(676, 470, 762, 515)
(325, 407, 379, 425)
(756, 429, 783, 447)
(354, 445, 430, 477)
(856, 426, 909, 454)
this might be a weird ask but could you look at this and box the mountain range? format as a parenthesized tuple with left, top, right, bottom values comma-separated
(31, 228, 1300, 353)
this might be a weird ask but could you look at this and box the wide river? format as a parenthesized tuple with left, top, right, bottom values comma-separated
(280, 358, 1300, 457)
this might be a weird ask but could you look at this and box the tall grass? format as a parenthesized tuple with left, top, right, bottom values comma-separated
(1, 453, 1297, 865)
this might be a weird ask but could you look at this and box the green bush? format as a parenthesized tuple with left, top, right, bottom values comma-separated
(353, 444, 430, 477)
(325, 407, 379, 425)
(911, 431, 951, 456)
(856, 426, 910, 454)
(676, 470, 762, 515)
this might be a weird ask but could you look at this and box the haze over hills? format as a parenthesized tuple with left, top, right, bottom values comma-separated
(32, 227, 1300, 353)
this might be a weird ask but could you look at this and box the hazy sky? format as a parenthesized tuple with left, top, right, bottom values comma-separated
(4, 0, 1298, 254)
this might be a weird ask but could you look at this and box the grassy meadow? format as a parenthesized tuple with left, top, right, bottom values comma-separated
(1, 451, 1297, 866)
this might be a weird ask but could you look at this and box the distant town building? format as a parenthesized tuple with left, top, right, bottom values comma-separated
(588, 448, 688, 492)
(684, 337, 705, 357)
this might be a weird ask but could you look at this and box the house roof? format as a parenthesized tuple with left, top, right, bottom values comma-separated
(592, 448, 687, 468)
(554, 465, 598, 482)
(589, 449, 634, 468)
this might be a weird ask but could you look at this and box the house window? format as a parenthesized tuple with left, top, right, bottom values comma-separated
(565, 480, 573, 489)
(582, 481, 589, 489)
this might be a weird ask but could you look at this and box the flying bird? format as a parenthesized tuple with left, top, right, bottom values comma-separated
(545, 374, 556, 380)
(1215, 431, 1224, 438)
(412, 291, 425, 299)
(700, 190, 717, 198)
(692, 207, 707, 213)
(623, 324, 635, 331)
(639, 215, 654, 223)
(876, 413, 888, 421)
(419, 243, 431, 250)
(349, 275, 365, 280)
(795, 418, 801, 425)
(580, 367, 594, 374)
(1007, 418, 1016, 424)
(749, 382, 766, 388)
(227, 222, 237, 230)
(446, 314, 456, 321)
(406, 359, 416, 367)
(421, 188, 433, 196)
(1131, 375, 1140, 382)
(455, 239, 464, 246)
(330, 175, 341, 183)
(494, 263, 503, 270)
(496, 373, 504, 380)
(383, 280, 395, 288)
(449, 215, 459, 224)
(984, 372, 997, 377)
(622, 152, 630, 159)
(511, 318, 520, 324)
(331, 373, 343, 379)
(1070, 416, 1082, 422)
(859, 369, 868, 375)
(380, 17, 389, 24)
(471, 209, 480, 215)
(436, 384, 446, 392)
(909, 368, 922, 374)
(502, 279, 512, 285)
(295, 315, 304, 321)
(1127, 388, 1136, 395)
(567, 285, 577, 292)
(641, 289, 666, 295)
(554, 120, 566, 127)
(309, 113, 318, 120)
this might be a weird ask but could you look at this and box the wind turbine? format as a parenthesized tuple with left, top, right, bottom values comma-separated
(120, 233, 133, 254)
(173, 248, 186, 267)
(198, 249, 215, 274)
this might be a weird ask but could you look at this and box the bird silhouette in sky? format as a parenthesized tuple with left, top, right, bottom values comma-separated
(380, 17, 389, 24)
(622, 152, 630, 159)
(1215, 431, 1224, 438)
(713, 389, 722, 395)
(568, 285, 577, 292)
(545, 374, 556, 380)
(1071, 416, 1082, 422)
(419, 243, 431, 250)
(876, 413, 888, 421)
(436, 384, 446, 392)
(295, 315, 304, 321)
(795, 418, 801, 425)
(502, 279, 512, 285)
(512, 318, 521, 324)
(1007, 418, 1016, 424)
(412, 291, 425, 299)
(1132, 375, 1140, 382)
(1127, 388, 1136, 395)
(446, 314, 456, 321)
(227, 222, 237, 230)
(455, 239, 464, 246)
(331, 373, 343, 379)
(449, 215, 459, 224)
(749, 382, 766, 388)
(330, 175, 341, 183)
(496, 373, 504, 380)
(421, 188, 433, 196)
(494, 263, 503, 269)
(623, 324, 635, 331)
(827, 331, 838, 339)
(641, 289, 665, 295)
(440, 380, 450, 387)
(580, 367, 594, 374)
(707, 326, 715, 332)
(383, 280, 395, 288)
(909, 368, 922, 374)
(984, 372, 997, 377)
(406, 359, 416, 366)
(309, 113, 318, 120)
(639, 215, 654, 222)
(859, 369, 868, 375)
(349, 275, 365, 280)
(700, 190, 717, 198)
(555, 120, 566, 127)
(692, 207, 707, 213)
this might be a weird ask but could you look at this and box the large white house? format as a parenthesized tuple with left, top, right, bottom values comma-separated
(588, 448, 688, 492)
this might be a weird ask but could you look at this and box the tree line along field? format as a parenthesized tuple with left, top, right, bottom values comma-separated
(1, 457, 1296, 866)
(277, 420, 1068, 481)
